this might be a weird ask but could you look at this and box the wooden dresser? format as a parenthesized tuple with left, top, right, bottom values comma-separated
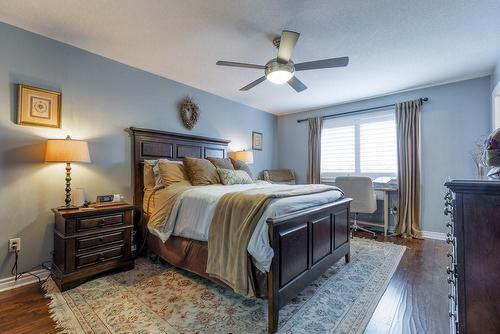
(444, 179, 500, 334)
(51, 204, 135, 291)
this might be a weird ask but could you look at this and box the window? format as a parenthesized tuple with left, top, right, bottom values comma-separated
(321, 108, 397, 181)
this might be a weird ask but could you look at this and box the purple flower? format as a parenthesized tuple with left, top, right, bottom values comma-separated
(489, 138, 499, 150)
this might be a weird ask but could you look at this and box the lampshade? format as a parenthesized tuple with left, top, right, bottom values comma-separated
(231, 150, 254, 164)
(45, 137, 91, 163)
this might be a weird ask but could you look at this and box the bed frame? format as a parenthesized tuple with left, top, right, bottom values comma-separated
(128, 127, 351, 333)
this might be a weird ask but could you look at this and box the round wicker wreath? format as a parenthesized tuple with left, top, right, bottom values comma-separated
(179, 97, 200, 130)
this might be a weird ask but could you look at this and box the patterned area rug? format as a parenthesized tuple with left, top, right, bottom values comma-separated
(45, 238, 405, 334)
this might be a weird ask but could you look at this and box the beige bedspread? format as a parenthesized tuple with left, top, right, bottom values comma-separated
(206, 184, 337, 297)
(145, 181, 192, 231)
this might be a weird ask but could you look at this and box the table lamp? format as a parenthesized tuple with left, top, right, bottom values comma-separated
(45, 136, 91, 210)
(231, 150, 254, 164)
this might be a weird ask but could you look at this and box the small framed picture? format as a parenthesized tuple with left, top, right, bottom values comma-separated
(17, 84, 61, 128)
(252, 131, 263, 151)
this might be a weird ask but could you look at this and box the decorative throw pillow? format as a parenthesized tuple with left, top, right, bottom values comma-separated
(207, 157, 234, 170)
(143, 160, 157, 189)
(183, 157, 221, 185)
(217, 168, 254, 185)
(230, 158, 253, 179)
(157, 160, 190, 186)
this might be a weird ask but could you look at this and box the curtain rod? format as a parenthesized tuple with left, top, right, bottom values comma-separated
(296, 97, 429, 123)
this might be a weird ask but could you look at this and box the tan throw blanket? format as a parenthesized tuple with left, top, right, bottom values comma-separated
(206, 184, 340, 297)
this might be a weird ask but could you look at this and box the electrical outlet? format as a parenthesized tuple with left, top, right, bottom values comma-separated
(8, 238, 21, 252)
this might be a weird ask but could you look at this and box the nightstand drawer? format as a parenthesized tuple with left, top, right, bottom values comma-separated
(77, 214, 124, 231)
(76, 245, 124, 269)
(76, 231, 124, 251)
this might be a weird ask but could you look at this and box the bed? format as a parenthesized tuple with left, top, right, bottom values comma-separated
(129, 127, 352, 333)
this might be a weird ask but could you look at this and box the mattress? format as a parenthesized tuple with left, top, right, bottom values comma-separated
(148, 181, 344, 272)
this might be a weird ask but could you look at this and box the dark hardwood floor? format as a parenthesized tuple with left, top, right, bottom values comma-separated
(0, 233, 448, 334)
(364, 233, 449, 334)
(0, 282, 58, 334)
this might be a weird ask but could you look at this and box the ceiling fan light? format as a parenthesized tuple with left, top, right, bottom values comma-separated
(265, 59, 295, 85)
(266, 70, 294, 84)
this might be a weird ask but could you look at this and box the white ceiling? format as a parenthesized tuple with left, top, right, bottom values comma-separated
(1, 0, 500, 114)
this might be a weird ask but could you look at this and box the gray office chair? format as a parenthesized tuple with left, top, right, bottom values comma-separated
(335, 176, 377, 238)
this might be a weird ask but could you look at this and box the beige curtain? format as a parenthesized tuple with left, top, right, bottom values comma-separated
(307, 117, 322, 184)
(394, 99, 423, 238)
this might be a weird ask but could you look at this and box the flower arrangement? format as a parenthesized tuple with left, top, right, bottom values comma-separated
(481, 128, 500, 178)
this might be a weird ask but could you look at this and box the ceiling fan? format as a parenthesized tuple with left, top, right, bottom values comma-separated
(216, 30, 349, 93)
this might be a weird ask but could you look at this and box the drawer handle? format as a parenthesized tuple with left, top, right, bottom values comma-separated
(447, 252, 454, 261)
(446, 222, 453, 228)
(444, 207, 452, 216)
(446, 266, 454, 275)
(97, 219, 106, 227)
(444, 192, 452, 200)
(448, 293, 454, 300)
(449, 311, 456, 319)
(446, 237, 455, 245)
(98, 254, 106, 262)
(447, 277, 455, 285)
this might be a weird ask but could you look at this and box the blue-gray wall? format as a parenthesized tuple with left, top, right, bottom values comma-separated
(0, 23, 277, 279)
(277, 77, 492, 234)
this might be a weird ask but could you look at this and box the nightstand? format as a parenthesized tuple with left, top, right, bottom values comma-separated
(51, 203, 135, 291)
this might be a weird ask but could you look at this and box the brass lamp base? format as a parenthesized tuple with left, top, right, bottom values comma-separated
(56, 161, 77, 211)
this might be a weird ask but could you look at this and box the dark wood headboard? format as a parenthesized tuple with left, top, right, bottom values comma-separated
(128, 127, 230, 208)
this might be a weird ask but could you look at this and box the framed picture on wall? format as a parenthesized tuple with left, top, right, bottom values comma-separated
(252, 131, 263, 151)
(17, 84, 61, 128)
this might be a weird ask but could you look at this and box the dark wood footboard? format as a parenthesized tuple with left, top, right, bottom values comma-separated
(266, 198, 352, 333)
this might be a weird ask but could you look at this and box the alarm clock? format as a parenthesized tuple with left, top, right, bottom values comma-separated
(96, 194, 114, 203)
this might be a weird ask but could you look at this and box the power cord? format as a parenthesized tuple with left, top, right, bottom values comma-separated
(10, 250, 52, 288)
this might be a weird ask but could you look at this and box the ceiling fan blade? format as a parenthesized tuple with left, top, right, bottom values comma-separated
(288, 76, 307, 92)
(216, 61, 265, 70)
(240, 76, 266, 91)
(295, 57, 349, 71)
(277, 30, 300, 63)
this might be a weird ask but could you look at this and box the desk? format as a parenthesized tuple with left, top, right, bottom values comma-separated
(374, 185, 398, 236)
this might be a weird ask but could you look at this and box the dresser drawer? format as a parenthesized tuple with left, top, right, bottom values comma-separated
(77, 213, 124, 232)
(76, 245, 124, 269)
(76, 231, 124, 251)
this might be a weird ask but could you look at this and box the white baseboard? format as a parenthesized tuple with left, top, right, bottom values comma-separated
(0, 269, 50, 293)
(363, 226, 445, 240)
(421, 230, 447, 240)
